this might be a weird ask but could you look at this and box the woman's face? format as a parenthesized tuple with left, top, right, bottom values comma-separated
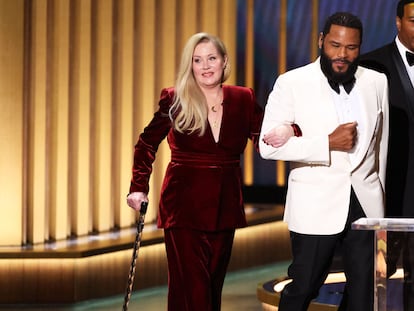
(192, 41, 227, 89)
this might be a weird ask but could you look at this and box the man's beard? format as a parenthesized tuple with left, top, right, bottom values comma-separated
(320, 47, 359, 84)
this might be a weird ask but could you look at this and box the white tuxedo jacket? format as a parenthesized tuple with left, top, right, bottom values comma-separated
(260, 58, 389, 235)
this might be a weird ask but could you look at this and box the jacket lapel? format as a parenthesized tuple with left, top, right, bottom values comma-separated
(315, 60, 342, 130)
(390, 42, 414, 120)
(350, 67, 381, 170)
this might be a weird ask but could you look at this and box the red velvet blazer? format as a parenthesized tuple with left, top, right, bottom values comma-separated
(129, 85, 264, 231)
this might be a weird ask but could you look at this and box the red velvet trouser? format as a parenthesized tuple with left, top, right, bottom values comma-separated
(164, 228, 235, 311)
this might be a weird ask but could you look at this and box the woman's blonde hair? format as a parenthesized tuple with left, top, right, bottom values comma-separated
(170, 32, 231, 135)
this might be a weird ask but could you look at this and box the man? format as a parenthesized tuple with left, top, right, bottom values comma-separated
(259, 12, 389, 311)
(360, 1, 414, 309)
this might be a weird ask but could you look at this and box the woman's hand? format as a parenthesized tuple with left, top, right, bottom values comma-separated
(126, 192, 148, 211)
(262, 124, 294, 147)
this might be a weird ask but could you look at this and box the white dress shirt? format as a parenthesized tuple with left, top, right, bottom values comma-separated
(331, 84, 365, 166)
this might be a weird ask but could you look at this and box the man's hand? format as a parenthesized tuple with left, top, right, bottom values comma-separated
(262, 125, 294, 148)
(127, 192, 148, 211)
(329, 122, 357, 151)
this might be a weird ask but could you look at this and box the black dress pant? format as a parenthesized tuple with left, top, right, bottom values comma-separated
(278, 188, 374, 311)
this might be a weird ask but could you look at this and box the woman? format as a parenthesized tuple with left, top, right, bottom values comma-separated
(126, 32, 263, 311)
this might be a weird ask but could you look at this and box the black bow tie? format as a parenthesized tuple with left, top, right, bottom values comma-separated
(407, 51, 414, 66)
(328, 77, 355, 94)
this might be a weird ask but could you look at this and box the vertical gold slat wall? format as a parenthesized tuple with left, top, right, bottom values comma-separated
(311, 0, 319, 60)
(243, 0, 255, 185)
(176, 0, 197, 52)
(27, 0, 48, 244)
(134, 0, 157, 223)
(0, 0, 24, 245)
(0, 0, 237, 246)
(151, 0, 177, 224)
(49, 0, 71, 240)
(113, 0, 135, 226)
(276, 0, 287, 186)
(91, 0, 113, 234)
(69, 0, 92, 236)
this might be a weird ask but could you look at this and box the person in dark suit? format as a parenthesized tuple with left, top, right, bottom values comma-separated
(360, 0, 414, 309)
(126, 32, 287, 311)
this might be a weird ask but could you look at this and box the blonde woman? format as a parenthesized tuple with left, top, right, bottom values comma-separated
(126, 33, 264, 311)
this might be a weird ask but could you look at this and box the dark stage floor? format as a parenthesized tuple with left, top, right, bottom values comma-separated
(1, 261, 291, 311)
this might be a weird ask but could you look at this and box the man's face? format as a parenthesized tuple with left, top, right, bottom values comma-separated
(319, 24, 361, 82)
(397, 3, 414, 52)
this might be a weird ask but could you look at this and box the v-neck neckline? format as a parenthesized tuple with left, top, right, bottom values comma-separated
(208, 86, 225, 143)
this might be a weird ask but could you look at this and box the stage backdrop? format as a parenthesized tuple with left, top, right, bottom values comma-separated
(0, 0, 398, 246)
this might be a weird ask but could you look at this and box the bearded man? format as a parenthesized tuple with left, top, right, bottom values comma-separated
(259, 12, 389, 311)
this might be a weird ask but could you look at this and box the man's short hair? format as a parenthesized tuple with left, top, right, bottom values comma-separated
(397, 0, 414, 18)
(322, 12, 363, 43)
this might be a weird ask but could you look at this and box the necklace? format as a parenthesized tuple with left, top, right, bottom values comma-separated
(212, 118, 220, 128)
(207, 88, 223, 130)
(209, 104, 222, 128)
(211, 103, 222, 112)
(208, 89, 223, 113)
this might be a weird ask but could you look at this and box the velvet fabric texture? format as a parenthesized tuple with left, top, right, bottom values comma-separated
(129, 85, 264, 231)
(164, 228, 235, 311)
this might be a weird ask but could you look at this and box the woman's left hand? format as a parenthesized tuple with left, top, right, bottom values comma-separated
(262, 124, 294, 147)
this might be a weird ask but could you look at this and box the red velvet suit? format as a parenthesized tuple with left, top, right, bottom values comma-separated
(129, 85, 263, 311)
(129, 85, 263, 231)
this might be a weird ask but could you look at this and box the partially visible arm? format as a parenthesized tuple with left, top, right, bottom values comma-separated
(262, 124, 302, 148)
(129, 88, 173, 195)
(246, 88, 264, 151)
(263, 122, 356, 151)
(259, 76, 330, 164)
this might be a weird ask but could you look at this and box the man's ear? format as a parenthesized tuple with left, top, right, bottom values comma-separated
(318, 32, 324, 49)
(396, 16, 401, 33)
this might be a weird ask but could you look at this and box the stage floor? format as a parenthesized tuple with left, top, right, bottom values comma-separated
(1, 261, 291, 311)
(3, 261, 405, 311)
(258, 269, 405, 311)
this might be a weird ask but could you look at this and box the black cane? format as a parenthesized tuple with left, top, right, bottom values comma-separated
(122, 201, 148, 311)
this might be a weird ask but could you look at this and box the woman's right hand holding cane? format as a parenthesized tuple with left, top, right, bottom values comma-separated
(127, 192, 148, 211)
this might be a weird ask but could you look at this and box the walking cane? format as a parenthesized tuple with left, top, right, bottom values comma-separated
(122, 201, 148, 311)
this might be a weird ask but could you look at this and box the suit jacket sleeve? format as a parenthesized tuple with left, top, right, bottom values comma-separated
(259, 66, 330, 164)
(129, 88, 173, 194)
